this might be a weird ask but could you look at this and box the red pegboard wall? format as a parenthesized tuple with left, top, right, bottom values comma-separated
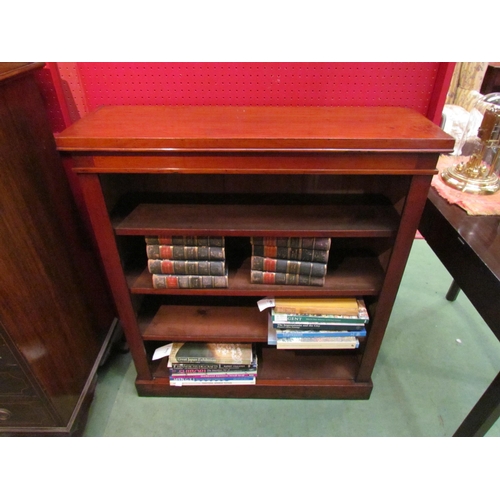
(39, 62, 455, 131)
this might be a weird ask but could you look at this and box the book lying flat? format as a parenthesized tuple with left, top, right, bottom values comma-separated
(252, 245, 329, 263)
(169, 356, 257, 373)
(251, 256, 327, 278)
(145, 236, 224, 247)
(275, 328, 367, 338)
(148, 259, 226, 276)
(170, 378, 256, 386)
(273, 297, 359, 315)
(276, 336, 360, 349)
(146, 244, 225, 260)
(271, 299, 369, 324)
(272, 322, 366, 330)
(169, 342, 254, 365)
(152, 269, 229, 289)
(267, 314, 366, 341)
(170, 371, 257, 379)
(272, 314, 368, 326)
(250, 270, 325, 287)
(250, 237, 331, 250)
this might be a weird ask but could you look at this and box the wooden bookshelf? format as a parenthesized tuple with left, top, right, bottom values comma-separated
(56, 105, 454, 399)
(114, 200, 400, 237)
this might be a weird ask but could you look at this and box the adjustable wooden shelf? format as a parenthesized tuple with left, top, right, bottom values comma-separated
(56, 105, 453, 399)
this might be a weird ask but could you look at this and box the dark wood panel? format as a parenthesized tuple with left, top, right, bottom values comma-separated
(0, 400, 56, 427)
(257, 347, 359, 381)
(71, 152, 441, 175)
(426, 188, 500, 283)
(136, 377, 372, 399)
(357, 174, 433, 382)
(0, 63, 115, 433)
(0, 69, 111, 422)
(420, 188, 500, 341)
(140, 305, 269, 342)
(0, 62, 45, 82)
(0, 367, 37, 397)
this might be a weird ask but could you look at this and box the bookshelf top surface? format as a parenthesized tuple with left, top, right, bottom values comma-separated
(55, 106, 454, 153)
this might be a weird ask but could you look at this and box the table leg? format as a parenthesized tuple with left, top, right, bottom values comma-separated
(446, 280, 461, 301)
(453, 371, 500, 437)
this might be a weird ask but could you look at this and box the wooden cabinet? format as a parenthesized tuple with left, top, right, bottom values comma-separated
(0, 63, 115, 435)
(56, 105, 454, 399)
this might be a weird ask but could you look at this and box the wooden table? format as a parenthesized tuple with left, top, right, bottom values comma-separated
(419, 186, 500, 436)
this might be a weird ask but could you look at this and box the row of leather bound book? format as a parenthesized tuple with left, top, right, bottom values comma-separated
(145, 236, 331, 289)
(249, 237, 331, 287)
(145, 236, 229, 289)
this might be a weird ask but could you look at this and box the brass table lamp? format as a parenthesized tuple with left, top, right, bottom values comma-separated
(441, 93, 500, 195)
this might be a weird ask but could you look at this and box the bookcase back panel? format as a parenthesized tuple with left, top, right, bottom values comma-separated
(100, 173, 411, 205)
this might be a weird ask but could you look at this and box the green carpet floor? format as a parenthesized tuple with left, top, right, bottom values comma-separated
(83, 239, 500, 437)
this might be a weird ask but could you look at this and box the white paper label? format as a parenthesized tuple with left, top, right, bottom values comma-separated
(152, 343, 173, 361)
(257, 297, 275, 312)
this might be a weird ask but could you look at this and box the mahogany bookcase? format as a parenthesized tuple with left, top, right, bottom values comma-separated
(55, 105, 454, 398)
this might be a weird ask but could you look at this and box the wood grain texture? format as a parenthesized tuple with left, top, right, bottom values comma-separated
(69, 152, 441, 175)
(0, 63, 114, 433)
(115, 202, 399, 237)
(0, 62, 45, 82)
(61, 104, 451, 399)
(55, 106, 454, 153)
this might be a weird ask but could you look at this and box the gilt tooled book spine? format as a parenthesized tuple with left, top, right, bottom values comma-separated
(146, 245, 225, 260)
(251, 245, 329, 264)
(250, 270, 325, 286)
(145, 236, 225, 247)
(148, 259, 226, 275)
(250, 237, 331, 250)
(152, 271, 229, 289)
(250, 256, 327, 277)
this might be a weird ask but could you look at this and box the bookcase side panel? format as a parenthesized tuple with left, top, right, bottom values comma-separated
(77, 173, 152, 380)
(356, 174, 433, 382)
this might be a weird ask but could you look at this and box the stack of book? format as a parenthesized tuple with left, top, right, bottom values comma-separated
(146, 236, 228, 289)
(249, 237, 331, 286)
(267, 297, 369, 349)
(168, 342, 257, 386)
